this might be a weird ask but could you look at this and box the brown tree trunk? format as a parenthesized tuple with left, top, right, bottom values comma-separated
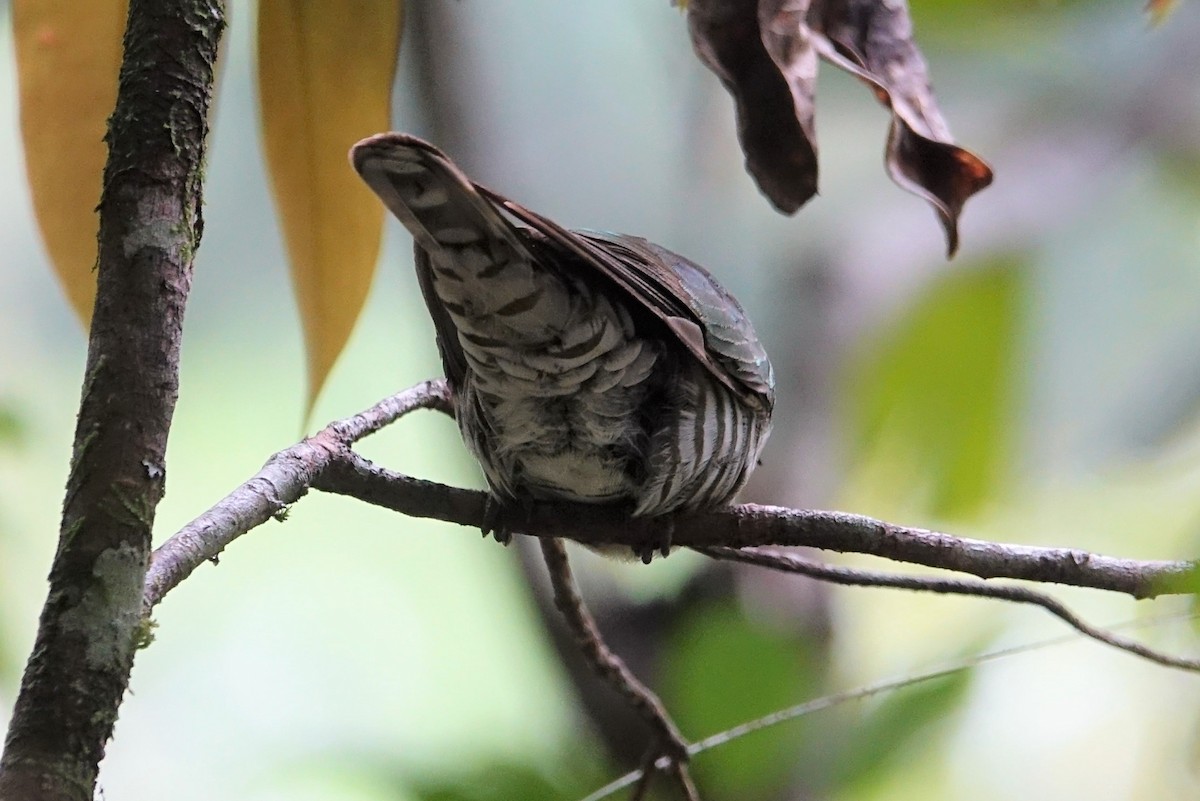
(0, 2, 224, 799)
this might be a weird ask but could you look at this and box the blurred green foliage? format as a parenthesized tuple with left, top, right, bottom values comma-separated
(0, 403, 22, 689)
(662, 599, 825, 799)
(828, 671, 972, 794)
(407, 760, 603, 801)
(844, 261, 1022, 518)
(0, 404, 22, 450)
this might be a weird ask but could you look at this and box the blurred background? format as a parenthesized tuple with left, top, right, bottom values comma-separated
(3, 1, 1200, 799)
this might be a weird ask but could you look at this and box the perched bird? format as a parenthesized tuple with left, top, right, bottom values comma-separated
(351, 134, 773, 557)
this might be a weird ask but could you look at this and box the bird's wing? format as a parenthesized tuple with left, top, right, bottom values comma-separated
(479, 186, 774, 408)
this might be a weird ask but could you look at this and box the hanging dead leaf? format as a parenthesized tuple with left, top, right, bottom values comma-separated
(688, 0, 993, 257)
(688, 0, 819, 213)
(13, 0, 129, 327)
(258, 0, 404, 417)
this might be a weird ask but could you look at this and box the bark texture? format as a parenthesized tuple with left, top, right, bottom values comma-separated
(0, 2, 224, 799)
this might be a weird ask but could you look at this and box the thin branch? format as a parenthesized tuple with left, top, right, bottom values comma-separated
(313, 448, 1198, 599)
(322, 377, 453, 441)
(697, 547, 1200, 672)
(538, 538, 699, 801)
(576, 614, 1199, 801)
(142, 379, 451, 610)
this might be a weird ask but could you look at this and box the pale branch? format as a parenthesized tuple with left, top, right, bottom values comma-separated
(143, 380, 451, 610)
(538, 538, 699, 801)
(145, 380, 1199, 616)
(697, 547, 1200, 672)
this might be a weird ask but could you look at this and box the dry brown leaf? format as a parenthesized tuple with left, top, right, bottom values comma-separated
(258, 0, 404, 416)
(689, 0, 993, 257)
(688, 0, 819, 213)
(13, 0, 129, 326)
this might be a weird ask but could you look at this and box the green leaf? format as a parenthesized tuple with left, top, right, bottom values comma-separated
(660, 599, 829, 801)
(843, 259, 1024, 518)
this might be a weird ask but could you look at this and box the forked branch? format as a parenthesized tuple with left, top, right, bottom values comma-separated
(539, 537, 700, 801)
(140, 378, 1200, 801)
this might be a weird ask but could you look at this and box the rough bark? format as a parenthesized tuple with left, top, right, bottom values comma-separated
(0, 2, 224, 799)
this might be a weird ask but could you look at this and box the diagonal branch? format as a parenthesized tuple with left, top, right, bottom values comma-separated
(143, 379, 451, 610)
(538, 538, 699, 801)
(134, 375, 1200, 801)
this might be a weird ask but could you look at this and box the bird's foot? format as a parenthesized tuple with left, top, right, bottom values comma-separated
(632, 516, 675, 565)
(480, 495, 514, 546)
(481, 495, 536, 546)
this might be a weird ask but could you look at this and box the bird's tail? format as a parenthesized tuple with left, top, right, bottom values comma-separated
(351, 133, 570, 339)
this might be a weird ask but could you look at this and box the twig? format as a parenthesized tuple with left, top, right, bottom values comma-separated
(697, 546, 1200, 672)
(142, 380, 451, 610)
(538, 538, 700, 801)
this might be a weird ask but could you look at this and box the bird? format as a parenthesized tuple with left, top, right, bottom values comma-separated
(351, 133, 774, 559)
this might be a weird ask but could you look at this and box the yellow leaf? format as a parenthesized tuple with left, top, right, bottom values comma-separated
(13, 0, 129, 327)
(258, 0, 404, 417)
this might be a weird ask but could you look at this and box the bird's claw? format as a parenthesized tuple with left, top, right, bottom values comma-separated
(481, 496, 513, 546)
(632, 517, 675, 564)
